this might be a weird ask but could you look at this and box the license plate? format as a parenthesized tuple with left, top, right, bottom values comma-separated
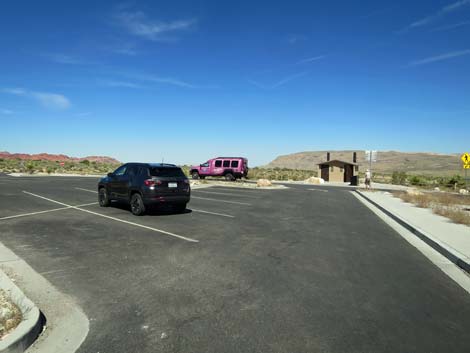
(168, 182, 178, 188)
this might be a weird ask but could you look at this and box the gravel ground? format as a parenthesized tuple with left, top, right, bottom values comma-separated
(0, 289, 22, 340)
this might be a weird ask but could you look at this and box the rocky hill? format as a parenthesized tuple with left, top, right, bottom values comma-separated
(265, 150, 462, 176)
(0, 151, 120, 164)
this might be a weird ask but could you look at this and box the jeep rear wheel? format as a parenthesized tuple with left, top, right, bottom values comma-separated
(191, 171, 200, 179)
(225, 173, 235, 181)
(130, 193, 146, 216)
(174, 203, 187, 214)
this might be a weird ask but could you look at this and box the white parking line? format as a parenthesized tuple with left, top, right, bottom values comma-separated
(191, 196, 251, 206)
(75, 187, 97, 193)
(74, 187, 236, 218)
(192, 190, 258, 198)
(22, 191, 199, 243)
(190, 208, 235, 218)
(0, 202, 97, 221)
(307, 189, 328, 192)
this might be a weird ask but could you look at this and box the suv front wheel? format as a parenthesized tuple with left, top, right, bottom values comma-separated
(130, 193, 146, 216)
(98, 187, 110, 207)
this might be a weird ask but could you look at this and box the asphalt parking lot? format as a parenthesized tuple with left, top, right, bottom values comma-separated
(1, 175, 470, 353)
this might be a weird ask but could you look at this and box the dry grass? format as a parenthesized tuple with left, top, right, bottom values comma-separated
(432, 206, 470, 226)
(393, 191, 470, 226)
(0, 290, 22, 339)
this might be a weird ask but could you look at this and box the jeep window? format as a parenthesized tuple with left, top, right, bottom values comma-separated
(231, 160, 239, 168)
(215, 160, 222, 167)
(139, 167, 149, 177)
(114, 165, 127, 176)
(149, 167, 186, 178)
(127, 166, 138, 176)
(201, 162, 209, 167)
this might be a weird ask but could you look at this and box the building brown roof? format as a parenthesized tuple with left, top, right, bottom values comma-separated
(317, 159, 358, 166)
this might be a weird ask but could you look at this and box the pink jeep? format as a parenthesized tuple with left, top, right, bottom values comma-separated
(190, 157, 249, 181)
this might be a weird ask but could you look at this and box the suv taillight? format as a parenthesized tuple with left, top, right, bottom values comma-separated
(144, 179, 162, 187)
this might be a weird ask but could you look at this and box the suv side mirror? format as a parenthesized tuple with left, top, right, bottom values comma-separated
(107, 172, 114, 177)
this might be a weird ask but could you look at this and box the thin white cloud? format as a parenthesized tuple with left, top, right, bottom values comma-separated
(2, 88, 27, 95)
(99, 80, 142, 88)
(430, 20, 470, 32)
(284, 34, 308, 45)
(248, 72, 309, 89)
(2, 88, 71, 110)
(408, 49, 470, 66)
(31, 92, 71, 109)
(401, 0, 470, 32)
(116, 71, 209, 88)
(295, 55, 326, 65)
(114, 9, 196, 41)
(43, 53, 85, 65)
(1, 108, 14, 115)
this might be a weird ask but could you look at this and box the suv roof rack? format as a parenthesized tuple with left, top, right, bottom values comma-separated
(215, 157, 244, 159)
(149, 163, 177, 167)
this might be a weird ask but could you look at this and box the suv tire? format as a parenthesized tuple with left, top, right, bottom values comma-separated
(191, 171, 200, 179)
(130, 193, 146, 216)
(225, 173, 235, 181)
(174, 203, 187, 214)
(98, 188, 110, 207)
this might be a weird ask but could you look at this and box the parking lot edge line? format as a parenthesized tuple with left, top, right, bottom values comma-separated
(190, 208, 235, 218)
(307, 189, 329, 192)
(191, 196, 251, 206)
(22, 191, 199, 243)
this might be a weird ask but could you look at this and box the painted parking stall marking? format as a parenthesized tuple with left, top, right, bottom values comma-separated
(191, 196, 251, 206)
(192, 190, 258, 199)
(22, 191, 199, 243)
(74, 187, 237, 218)
(0, 202, 98, 221)
(190, 208, 235, 218)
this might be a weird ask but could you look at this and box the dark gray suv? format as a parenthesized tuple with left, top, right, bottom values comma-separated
(98, 163, 190, 215)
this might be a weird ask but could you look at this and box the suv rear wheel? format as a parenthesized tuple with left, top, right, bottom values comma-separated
(174, 203, 187, 214)
(225, 173, 235, 181)
(98, 188, 110, 207)
(191, 171, 200, 179)
(130, 193, 146, 216)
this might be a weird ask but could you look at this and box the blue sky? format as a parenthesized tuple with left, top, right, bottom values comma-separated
(1, 0, 469, 166)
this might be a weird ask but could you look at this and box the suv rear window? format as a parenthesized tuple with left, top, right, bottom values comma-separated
(149, 167, 186, 178)
(223, 160, 230, 167)
(231, 160, 239, 168)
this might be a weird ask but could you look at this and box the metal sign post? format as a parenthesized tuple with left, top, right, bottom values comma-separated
(462, 153, 470, 190)
(364, 150, 378, 173)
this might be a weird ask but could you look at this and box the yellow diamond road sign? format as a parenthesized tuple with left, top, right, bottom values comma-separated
(462, 153, 470, 169)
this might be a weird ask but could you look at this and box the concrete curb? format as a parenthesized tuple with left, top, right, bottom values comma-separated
(0, 271, 43, 353)
(0, 242, 89, 353)
(356, 190, 470, 274)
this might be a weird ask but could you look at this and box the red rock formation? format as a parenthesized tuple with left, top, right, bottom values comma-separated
(0, 151, 120, 164)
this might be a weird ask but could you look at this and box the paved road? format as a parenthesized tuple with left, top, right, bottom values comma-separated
(0, 176, 469, 353)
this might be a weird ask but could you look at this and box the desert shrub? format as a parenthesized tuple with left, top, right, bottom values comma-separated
(391, 171, 407, 185)
(408, 175, 423, 186)
(433, 206, 470, 226)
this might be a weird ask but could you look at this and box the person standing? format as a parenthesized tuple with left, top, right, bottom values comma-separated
(365, 169, 372, 189)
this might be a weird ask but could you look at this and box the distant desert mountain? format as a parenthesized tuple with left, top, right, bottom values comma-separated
(265, 150, 462, 176)
(0, 151, 120, 164)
